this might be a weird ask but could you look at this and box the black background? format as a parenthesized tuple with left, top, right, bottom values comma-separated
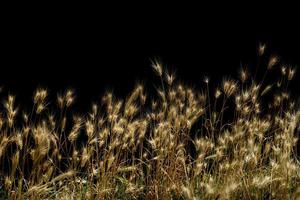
(1, 6, 299, 111)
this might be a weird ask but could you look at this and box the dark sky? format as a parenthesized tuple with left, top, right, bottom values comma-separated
(1, 7, 299, 111)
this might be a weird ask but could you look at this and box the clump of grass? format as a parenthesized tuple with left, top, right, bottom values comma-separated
(0, 44, 300, 199)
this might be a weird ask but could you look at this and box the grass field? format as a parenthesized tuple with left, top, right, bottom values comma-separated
(0, 45, 300, 199)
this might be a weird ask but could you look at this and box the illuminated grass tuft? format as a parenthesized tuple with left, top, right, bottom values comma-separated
(0, 44, 300, 199)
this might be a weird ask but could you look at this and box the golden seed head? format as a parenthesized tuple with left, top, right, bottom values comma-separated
(222, 78, 237, 96)
(34, 88, 48, 104)
(240, 68, 248, 82)
(151, 59, 163, 76)
(287, 67, 296, 80)
(268, 55, 279, 69)
(258, 43, 266, 56)
(165, 71, 175, 86)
